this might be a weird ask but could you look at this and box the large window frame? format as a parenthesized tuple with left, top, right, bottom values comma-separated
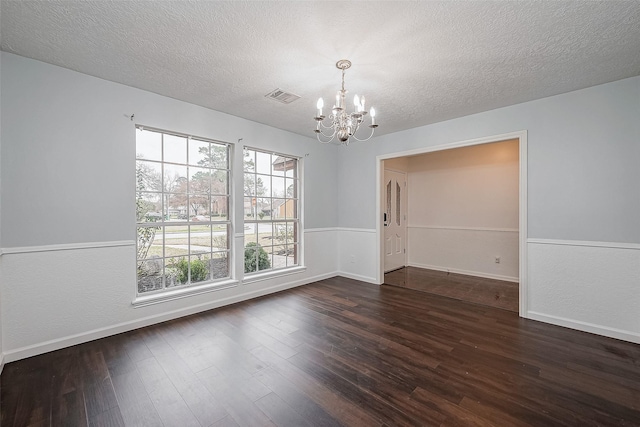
(243, 147, 301, 276)
(135, 126, 231, 296)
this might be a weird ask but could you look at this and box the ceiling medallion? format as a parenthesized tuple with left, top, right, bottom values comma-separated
(314, 60, 378, 145)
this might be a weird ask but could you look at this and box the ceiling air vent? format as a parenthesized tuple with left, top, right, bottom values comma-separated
(265, 88, 301, 104)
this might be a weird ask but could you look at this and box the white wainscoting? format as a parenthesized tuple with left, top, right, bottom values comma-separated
(4, 231, 637, 362)
(407, 225, 519, 282)
(527, 239, 640, 344)
(336, 228, 378, 284)
(0, 228, 339, 362)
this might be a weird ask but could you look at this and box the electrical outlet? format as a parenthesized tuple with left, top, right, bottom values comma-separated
(495, 256, 501, 264)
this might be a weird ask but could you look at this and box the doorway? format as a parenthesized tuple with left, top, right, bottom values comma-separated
(376, 131, 528, 316)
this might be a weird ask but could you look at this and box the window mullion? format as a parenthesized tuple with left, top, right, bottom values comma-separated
(161, 133, 166, 290)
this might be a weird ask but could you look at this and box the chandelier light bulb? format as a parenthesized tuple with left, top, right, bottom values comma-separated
(354, 94, 360, 110)
(370, 107, 376, 125)
(316, 98, 324, 117)
(360, 95, 366, 112)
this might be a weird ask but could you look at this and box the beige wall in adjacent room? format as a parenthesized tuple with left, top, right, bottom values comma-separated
(406, 139, 519, 281)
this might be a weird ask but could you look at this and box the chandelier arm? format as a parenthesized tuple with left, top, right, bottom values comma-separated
(318, 120, 335, 130)
(316, 127, 337, 138)
(349, 126, 376, 142)
(350, 120, 362, 135)
(316, 132, 336, 144)
(315, 127, 336, 138)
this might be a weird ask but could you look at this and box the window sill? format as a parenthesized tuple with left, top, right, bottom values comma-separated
(243, 266, 307, 285)
(132, 279, 239, 308)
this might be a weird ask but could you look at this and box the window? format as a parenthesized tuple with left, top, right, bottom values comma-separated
(243, 148, 300, 274)
(135, 126, 230, 294)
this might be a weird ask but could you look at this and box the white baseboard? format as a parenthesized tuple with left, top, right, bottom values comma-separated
(527, 311, 640, 345)
(0, 353, 4, 375)
(2, 272, 337, 364)
(337, 271, 379, 285)
(408, 262, 519, 283)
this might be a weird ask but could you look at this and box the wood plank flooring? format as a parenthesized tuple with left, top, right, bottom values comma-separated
(385, 267, 519, 312)
(2, 276, 640, 426)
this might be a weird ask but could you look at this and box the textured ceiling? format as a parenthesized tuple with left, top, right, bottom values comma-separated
(2, 1, 640, 138)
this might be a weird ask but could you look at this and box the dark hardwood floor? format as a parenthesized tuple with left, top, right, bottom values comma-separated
(2, 277, 640, 426)
(385, 267, 519, 312)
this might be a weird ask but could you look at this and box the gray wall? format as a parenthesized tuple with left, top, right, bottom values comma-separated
(338, 76, 640, 244)
(0, 53, 338, 248)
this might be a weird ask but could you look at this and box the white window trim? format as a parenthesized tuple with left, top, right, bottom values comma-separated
(242, 266, 307, 285)
(132, 279, 239, 307)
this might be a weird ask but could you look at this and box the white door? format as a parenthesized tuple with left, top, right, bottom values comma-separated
(384, 169, 407, 272)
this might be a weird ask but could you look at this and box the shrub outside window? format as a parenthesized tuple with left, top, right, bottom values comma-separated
(243, 147, 300, 274)
(136, 126, 231, 294)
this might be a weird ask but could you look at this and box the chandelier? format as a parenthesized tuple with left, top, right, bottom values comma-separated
(314, 59, 378, 145)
